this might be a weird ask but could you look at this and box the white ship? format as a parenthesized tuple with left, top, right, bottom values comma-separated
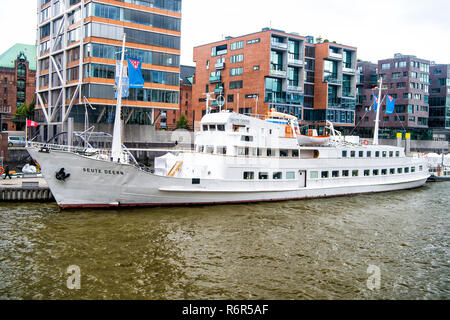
(26, 37, 429, 209)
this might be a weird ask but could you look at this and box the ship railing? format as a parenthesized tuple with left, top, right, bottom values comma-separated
(27, 142, 132, 164)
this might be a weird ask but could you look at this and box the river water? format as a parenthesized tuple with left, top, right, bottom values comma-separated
(0, 182, 448, 300)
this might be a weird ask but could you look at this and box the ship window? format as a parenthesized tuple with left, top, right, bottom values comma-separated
(375, 151, 380, 157)
(389, 151, 394, 157)
(367, 151, 372, 157)
(267, 149, 274, 157)
(292, 150, 299, 157)
(405, 167, 410, 173)
(398, 168, 403, 174)
(218, 125, 225, 131)
(241, 135, 253, 142)
(390, 168, 395, 175)
(199, 146, 205, 153)
(259, 172, 269, 180)
(286, 172, 296, 179)
(280, 150, 289, 157)
(237, 147, 249, 156)
(382, 169, 388, 175)
(321, 171, 329, 178)
(411, 167, 416, 173)
(203, 125, 208, 131)
(209, 125, 216, 131)
(192, 178, 201, 185)
(310, 171, 319, 179)
(364, 170, 370, 176)
(206, 146, 214, 154)
(217, 146, 227, 155)
(243, 172, 255, 180)
(352, 170, 359, 177)
(396, 151, 400, 157)
(332, 171, 340, 178)
(342, 151, 348, 157)
(257, 148, 262, 156)
(359, 151, 364, 157)
(373, 169, 379, 176)
(273, 172, 283, 180)
(342, 170, 349, 177)
(382, 151, 387, 158)
(351, 151, 356, 158)
(419, 165, 423, 171)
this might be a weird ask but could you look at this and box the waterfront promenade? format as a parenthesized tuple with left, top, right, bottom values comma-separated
(0, 176, 52, 201)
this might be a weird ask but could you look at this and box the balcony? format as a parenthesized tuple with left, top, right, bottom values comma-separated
(327, 98, 341, 107)
(342, 90, 355, 98)
(287, 85, 303, 93)
(271, 41, 288, 50)
(270, 69, 287, 78)
(215, 62, 225, 70)
(324, 75, 342, 85)
(288, 57, 304, 67)
(214, 87, 224, 95)
(343, 67, 356, 75)
(0, 106, 11, 114)
(209, 75, 222, 83)
(328, 51, 343, 60)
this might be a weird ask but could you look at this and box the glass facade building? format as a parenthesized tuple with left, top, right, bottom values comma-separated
(36, 0, 181, 135)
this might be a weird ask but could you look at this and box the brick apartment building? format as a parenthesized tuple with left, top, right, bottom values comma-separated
(0, 44, 36, 132)
(192, 28, 357, 132)
(355, 54, 431, 139)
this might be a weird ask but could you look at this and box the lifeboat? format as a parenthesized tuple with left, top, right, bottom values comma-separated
(297, 129, 330, 145)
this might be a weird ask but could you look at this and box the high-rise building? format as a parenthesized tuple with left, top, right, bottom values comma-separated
(192, 28, 357, 131)
(35, 0, 182, 141)
(429, 64, 450, 139)
(0, 44, 36, 132)
(355, 54, 431, 139)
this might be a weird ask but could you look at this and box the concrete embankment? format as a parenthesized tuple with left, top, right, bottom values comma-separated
(0, 177, 54, 202)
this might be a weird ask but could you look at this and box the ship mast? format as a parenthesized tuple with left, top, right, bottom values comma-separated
(111, 33, 126, 162)
(373, 77, 384, 145)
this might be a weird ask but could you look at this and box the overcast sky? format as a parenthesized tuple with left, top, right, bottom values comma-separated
(1, 0, 449, 66)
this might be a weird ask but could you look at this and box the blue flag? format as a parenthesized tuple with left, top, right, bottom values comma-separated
(386, 95, 395, 114)
(127, 58, 144, 88)
(373, 95, 379, 112)
(115, 61, 129, 98)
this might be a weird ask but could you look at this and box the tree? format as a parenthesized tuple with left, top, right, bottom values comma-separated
(175, 114, 190, 130)
(316, 36, 323, 43)
(14, 98, 35, 131)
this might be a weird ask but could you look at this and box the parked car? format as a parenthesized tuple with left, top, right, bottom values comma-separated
(8, 136, 26, 147)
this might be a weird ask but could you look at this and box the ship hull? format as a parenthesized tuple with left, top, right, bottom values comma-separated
(28, 147, 429, 209)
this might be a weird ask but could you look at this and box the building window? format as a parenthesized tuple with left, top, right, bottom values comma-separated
(247, 38, 260, 45)
(229, 80, 243, 89)
(381, 63, 390, 70)
(231, 40, 244, 51)
(230, 54, 244, 63)
(253, 66, 260, 71)
(227, 94, 234, 103)
(230, 67, 243, 76)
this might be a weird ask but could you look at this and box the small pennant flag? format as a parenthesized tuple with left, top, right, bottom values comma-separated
(386, 95, 396, 114)
(26, 120, 38, 127)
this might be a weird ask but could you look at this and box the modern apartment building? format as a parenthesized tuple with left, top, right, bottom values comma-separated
(192, 28, 357, 131)
(429, 64, 450, 138)
(0, 44, 36, 131)
(306, 42, 357, 130)
(355, 54, 431, 139)
(36, 0, 182, 140)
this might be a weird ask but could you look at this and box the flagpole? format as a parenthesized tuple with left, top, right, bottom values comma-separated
(25, 118, 28, 145)
(373, 77, 383, 145)
(111, 33, 126, 162)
